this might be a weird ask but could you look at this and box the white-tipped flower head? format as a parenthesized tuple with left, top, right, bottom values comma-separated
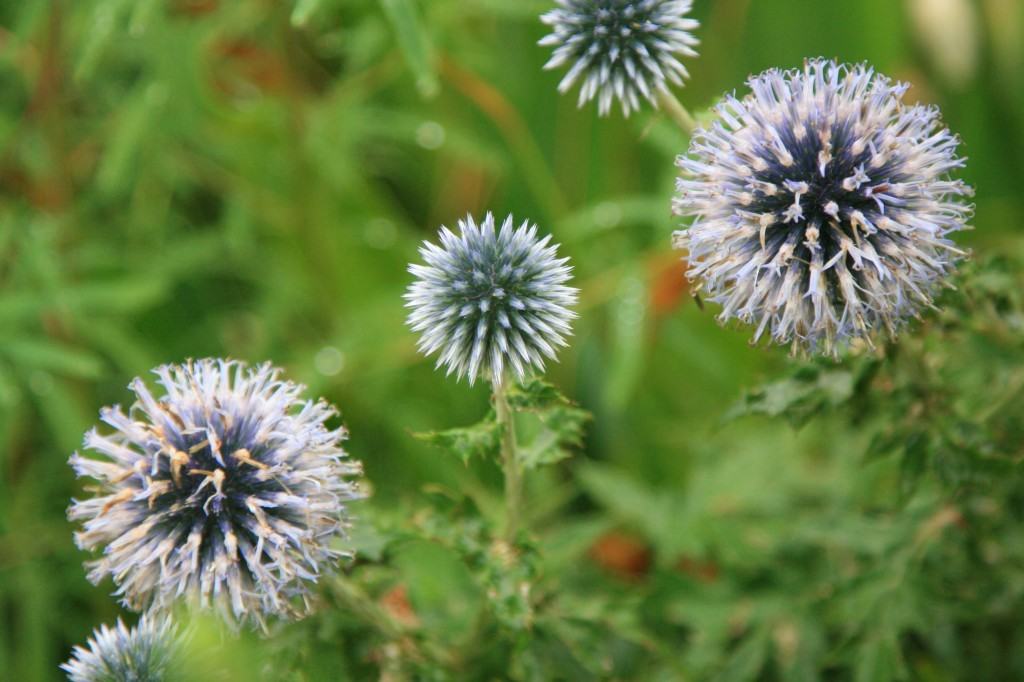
(405, 213, 578, 385)
(69, 359, 363, 629)
(62, 614, 183, 682)
(540, 0, 699, 116)
(673, 59, 973, 355)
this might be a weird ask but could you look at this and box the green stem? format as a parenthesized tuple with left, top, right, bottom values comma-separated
(493, 380, 522, 543)
(330, 578, 452, 668)
(656, 89, 697, 135)
(331, 577, 405, 641)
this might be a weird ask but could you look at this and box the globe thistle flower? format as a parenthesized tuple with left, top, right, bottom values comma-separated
(69, 359, 363, 629)
(673, 59, 973, 355)
(405, 213, 578, 385)
(539, 0, 700, 116)
(61, 614, 182, 682)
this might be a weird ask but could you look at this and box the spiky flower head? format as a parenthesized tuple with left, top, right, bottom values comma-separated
(405, 213, 578, 385)
(673, 59, 973, 355)
(540, 0, 699, 116)
(62, 614, 183, 682)
(69, 359, 363, 629)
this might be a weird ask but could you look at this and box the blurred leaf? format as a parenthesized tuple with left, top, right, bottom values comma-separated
(75, 0, 131, 83)
(711, 630, 770, 682)
(854, 635, 906, 682)
(77, 319, 156, 376)
(67, 276, 171, 314)
(899, 432, 931, 500)
(97, 83, 168, 195)
(128, 0, 162, 36)
(605, 271, 647, 410)
(291, 0, 324, 26)
(379, 0, 439, 98)
(726, 362, 861, 427)
(576, 463, 676, 545)
(345, 514, 397, 563)
(23, 372, 91, 452)
(2, 338, 104, 379)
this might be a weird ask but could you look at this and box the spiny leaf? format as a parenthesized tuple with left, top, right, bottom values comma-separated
(519, 404, 590, 470)
(413, 411, 500, 465)
(726, 362, 860, 427)
(506, 377, 565, 411)
(506, 379, 590, 469)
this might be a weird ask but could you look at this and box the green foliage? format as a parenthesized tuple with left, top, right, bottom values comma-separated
(415, 378, 589, 470)
(726, 360, 864, 428)
(2, 0, 1024, 680)
(414, 411, 502, 465)
(508, 378, 590, 469)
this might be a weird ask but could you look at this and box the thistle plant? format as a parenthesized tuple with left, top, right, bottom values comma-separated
(673, 59, 973, 355)
(68, 359, 363, 629)
(62, 615, 182, 682)
(539, 0, 700, 125)
(406, 213, 580, 540)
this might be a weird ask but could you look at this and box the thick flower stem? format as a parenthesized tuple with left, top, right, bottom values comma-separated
(493, 380, 522, 543)
(657, 89, 697, 135)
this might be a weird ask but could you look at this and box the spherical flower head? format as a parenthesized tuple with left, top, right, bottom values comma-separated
(62, 614, 183, 682)
(539, 0, 699, 116)
(68, 359, 364, 629)
(405, 213, 578, 385)
(673, 59, 974, 355)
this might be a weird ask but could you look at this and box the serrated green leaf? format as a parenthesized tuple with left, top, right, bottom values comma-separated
(726, 363, 856, 427)
(505, 379, 589, 469)
(506, 378, 564, 411)
(519, 404, 590, 470)
(413, 411, 500, 465)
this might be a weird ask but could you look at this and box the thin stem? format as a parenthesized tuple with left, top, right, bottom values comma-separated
(331, 577, 405, 641)
(493, 380, 522, 543)
(656, 89, 697, 135)
(330, 578, 453, 668)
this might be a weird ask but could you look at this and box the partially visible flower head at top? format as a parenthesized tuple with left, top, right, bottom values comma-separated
(540, 0, 699, 116)
(62, 614, 183, 682)
(68, 359, 363, 629)
(405, 213, 578, 385)
(673, 59, 973, 356)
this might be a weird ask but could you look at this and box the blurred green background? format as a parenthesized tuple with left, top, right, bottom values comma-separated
(1, 0, 1023, 679)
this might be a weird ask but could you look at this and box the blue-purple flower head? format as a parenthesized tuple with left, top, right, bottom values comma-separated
(673, 59, 974, 355)
(405, 213, 578, 385)
(68, 359, 363, 629)
(540, 0, 699, 116)
(62, 614, 182, 682)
